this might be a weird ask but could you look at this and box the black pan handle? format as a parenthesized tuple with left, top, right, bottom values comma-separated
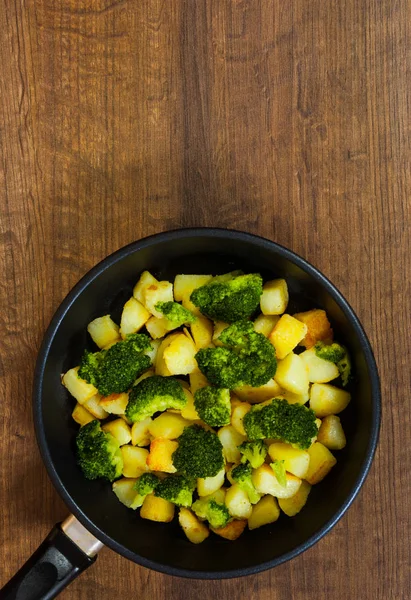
(0, 519, 101, 600)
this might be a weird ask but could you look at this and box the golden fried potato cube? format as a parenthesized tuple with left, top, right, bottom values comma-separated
(163, 333, 197, 375)
(179, 508, 210, 543)
(120, 297, 151, 338)
(180, 388, 200, 420)
(231, 402, 251, 436)
(112, 478, 139, 508)
(317, 415, 346, 450)
(218, 425, 246, 463)
(268, 442, 310, 478)
(145, 316, 174, 339)
(87, 315, 120, 349)
(225, 484, 253, 519)
(269, 314, 308, 359)
(197, 468, 226, 497)
(190, 315, 213, 349)
(253, 314, 280, 337)
(248, 495, 280, 530)
(143, 281, 174, 317)
(71, 403, 95, 427)
(279, 480, 312, 516)
(131, 417, 152, 447)
(146, 438, 178, 473)
(148, 412, 190, 440)
(305, 442, 337, 484)
(99, 392, 129, 415)
(62, 367, 97, 404)
(211, 519, 247, 540)
(309, 383, 351, 417)
(299, 347, 339, 383)
(174, 274, 213, 301)
(102, 419, 132, 446)
(260, 279, 289, 315)
(293, 309, 333, 349)
(234, 379, 282, 404)
(274, 352, 309, 396)
(121, 446, 149, 478)
(155, 332, 181, 376)
(83, 394, 108, 419)
(252, 464, 302, 498)
(189, 369, 209, 395)
(140, 494, 175, 522)
(133, 271, 158, 303)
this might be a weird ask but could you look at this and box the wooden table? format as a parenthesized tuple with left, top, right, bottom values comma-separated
(1, 1, 409, 598)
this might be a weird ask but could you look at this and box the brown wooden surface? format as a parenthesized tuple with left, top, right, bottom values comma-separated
(1, 1, 410, 598)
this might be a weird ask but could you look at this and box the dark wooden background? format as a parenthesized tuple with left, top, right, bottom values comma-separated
(1, 1, 410, 598)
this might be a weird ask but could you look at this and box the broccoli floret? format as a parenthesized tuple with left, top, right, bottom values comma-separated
(155, 474, 196, 507)
(131, 472, 160, 508)
(315, 341, 352, 386)
(79, 333, 152, 396)
(190, 272, 263, 322)
(238, 440, 267, 469)
(155, 301, 196, 325)
(230, 463, 261, 504)
(193, 386, 231, 427)
(270, 460, 287, 487)
(243, 398, 318, 450)
(172, 425, 224, 478)
(192, 497, 230, 529)
(76, 420, 123, 482)
(125, 375, 187, 423)
(195, 321, 277, 389)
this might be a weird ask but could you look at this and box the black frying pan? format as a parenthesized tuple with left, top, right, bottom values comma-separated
(1, 229, 381, 599)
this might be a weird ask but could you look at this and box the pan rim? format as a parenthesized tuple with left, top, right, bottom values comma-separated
(33, 227, 381, 579)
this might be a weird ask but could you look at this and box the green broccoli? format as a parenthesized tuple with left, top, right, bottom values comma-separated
(230, 463, 261, 504)
(76, 420, 123, 482)
(125, 375, 187, 423)
(155, 301, 196, 326)
(193, 386, 231, 427)
(78, 333, 152, 396)
(192, 497, 230, 529)
(315, 341, 352, 386)
(155, 474, 196, 507)
(190, 272, 263, 323)
(131, 472, 160, 508)
(270, 460, 287, 487)
(172, 425, 224, 478)
(195, 321, 277, 388)
(243, 398, 318, 450)
(238, 440, 267, 469)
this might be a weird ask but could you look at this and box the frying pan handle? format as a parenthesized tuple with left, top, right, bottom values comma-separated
(0, 517, 103, 600)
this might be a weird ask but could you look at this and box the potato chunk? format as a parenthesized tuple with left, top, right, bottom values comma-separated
(279, 480, 311, 516)
(145, 316, 173, 339)
(143, 281, 174, 317)
(189, 369, 209, 395)
(179, 508, 210, 543)
(253, 314, 280, 337)
(317, 415, 346, 450)
(120, 298, 151, 338)
(231, 402, 251, 436)
(146, 438, 178, 473)
(140, 494, 175, 522)
(62, 367, 97, 404)
(248, 495, 280, 530)
(269, 314, 308, 359)
(274, 352, 309, 396)
(225, 484, 253, 519)
(163, 333, 197, 375)
(260, 279, 289, 315)
(309, 383, 351, 417)
(121, 446, 149, 478)
(252, 464, 302, 498)
(83, 394, 108, 419)
(211, 519, 247, 540)
(174, 274, 213, 301)
(99, 392, 129, 415)
(268, 442, 310, 478)
(148, 412, 190, 440)
(234, 379, 282, 404)
(71, 403, 95, 427)
(197, 468, 225, 497)
(133, 271, 158, 303)
(102, 419, 132, 446)
(87, 315, 120, 349)
(112, 478, 139, 508)
(299, 347, 339, 383)
(180, 388, 200, 420)
(155, 332, 181, 376)
(293, 309, 333, 348)
(190, 315, 213, 349)
(218, 425, 246, 463)
(131, 417, 152, 447)
(305, 442, 337, 484)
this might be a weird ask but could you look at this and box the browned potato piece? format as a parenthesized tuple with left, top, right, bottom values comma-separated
(305, 442, 337, 484)
(211, 519, 247, 540)
(140, 494, 175, 522)
(317, 415, 346, 450)
(178, 508, 210, 544)
(293, 309, 333, 349)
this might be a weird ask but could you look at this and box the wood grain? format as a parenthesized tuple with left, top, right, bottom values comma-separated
(1, 0, 410, 598)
